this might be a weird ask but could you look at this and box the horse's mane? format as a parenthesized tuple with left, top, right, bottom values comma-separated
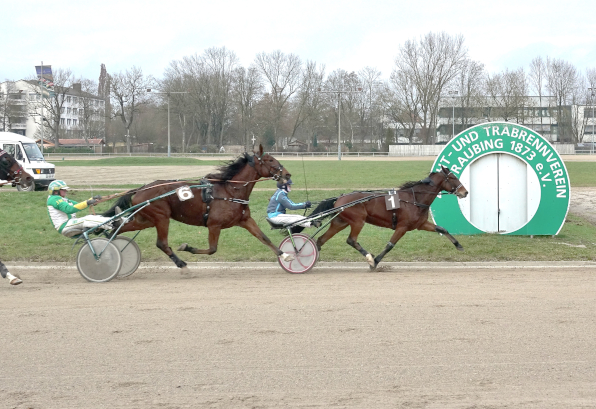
(399, 172, 436, 190)
(206, 153, 251, 181)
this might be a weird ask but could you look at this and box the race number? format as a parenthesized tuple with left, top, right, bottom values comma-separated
(176, 186, 194, 201)
(384, 192, 400, 210)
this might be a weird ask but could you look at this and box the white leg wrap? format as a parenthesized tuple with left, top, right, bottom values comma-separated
(365, 253, 375, 266)
(6, 273, 22, 285)
(280, 253, 295, 262)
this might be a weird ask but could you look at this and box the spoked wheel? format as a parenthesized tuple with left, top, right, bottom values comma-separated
(112, 236, 141, 278)
(76, 238, 122, 282)
(278, 233, 319, 274)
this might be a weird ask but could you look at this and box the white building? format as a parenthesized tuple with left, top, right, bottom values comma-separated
(0, 80, 105, 142)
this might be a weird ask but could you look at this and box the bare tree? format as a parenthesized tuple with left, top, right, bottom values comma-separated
(393, 32, 468, 144)
(545, 57, 579, 142)
(110, 66, 154, 153)
(254, 50, 302, 148)
(73, 78, 104, 146)
(204, 47, 238, 148)
(453, 59, 485, 132)
(232, 65, 264, 150)
(359, 67, 383, 145)
(485, 68, 529, 123)
(529, 56, 547, 129)
(388, 65, 420, 143)
(27, 68, 77, 145)
(288, 60, 325, 147)
(568, 74, 589, 144)
(0, 81, 19, 132)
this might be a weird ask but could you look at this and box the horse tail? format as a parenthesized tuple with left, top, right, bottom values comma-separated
(290, 197, 338, 234)
(101, 194, 134, 217)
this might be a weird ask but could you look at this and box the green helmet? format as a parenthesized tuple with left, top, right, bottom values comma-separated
(48, 180, 70, 192)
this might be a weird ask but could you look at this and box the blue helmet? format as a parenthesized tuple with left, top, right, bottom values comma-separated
(277, 178, 293, 190)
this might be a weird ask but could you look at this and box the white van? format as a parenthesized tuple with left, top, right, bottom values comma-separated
(0, 131, 55, 191)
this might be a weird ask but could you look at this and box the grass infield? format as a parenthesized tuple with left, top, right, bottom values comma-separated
(1, 159, 595, 263)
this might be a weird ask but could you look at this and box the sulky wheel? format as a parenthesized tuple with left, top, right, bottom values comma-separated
(277, 233, 318, 274)
(76, 238, 122, 282)
(112, 236, 142, 278)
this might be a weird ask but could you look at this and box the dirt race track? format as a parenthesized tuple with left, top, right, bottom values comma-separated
(3, 262, 596, 408)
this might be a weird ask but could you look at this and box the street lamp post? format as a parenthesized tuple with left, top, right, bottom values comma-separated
(147, 89, 188, 157)
(318, 88, 362, 160)
(448, 90, 458, 138)
(40, 61, 44, 155)
(590, 88, 595, 155)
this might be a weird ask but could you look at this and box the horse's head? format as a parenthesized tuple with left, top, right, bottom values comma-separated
(0, 149, 34, 189)
(252, 144, 291, 181)
(438, 165, 468, 199)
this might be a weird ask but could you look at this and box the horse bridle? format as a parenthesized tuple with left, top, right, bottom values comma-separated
(441, 169, 463, 194)
(0, 149, 26, 184)
(250, 153, 285, 181)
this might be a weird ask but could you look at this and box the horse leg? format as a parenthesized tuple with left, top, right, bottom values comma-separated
(418, 221, 463, 251)
(236, 218, 295, 261)
(372, 226, 408, 270)
(316, 216, 349, 251)
(344, 220, 376, 267)
(178, 225, 222, 255)
(154, 219, 188, 270)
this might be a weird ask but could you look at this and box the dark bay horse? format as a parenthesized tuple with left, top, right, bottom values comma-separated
(308, 165, 468, 269)
(103, 145, 293, 271)
(0, 148, 34, 189)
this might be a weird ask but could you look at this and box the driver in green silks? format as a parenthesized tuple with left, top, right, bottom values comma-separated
(46, 180, 117, 237)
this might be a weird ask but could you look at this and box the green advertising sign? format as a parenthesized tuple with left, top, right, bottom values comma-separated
(430, 122, 570, 235)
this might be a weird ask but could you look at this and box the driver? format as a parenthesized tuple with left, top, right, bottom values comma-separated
(46, 180, 117, 237)
(267, 178, 315, 227)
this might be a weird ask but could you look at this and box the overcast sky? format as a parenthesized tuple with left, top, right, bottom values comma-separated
(2, 0, 595, 84)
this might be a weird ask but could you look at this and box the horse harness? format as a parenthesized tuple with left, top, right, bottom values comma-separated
(199, 178, 250, 225)
(202, 152, 283, 225)
(345, 171, 462, 229)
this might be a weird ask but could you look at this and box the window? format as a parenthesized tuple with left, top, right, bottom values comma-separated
(67, 96, 71, 103)
(67, 107, 71, 114)
(61, 107, 65, 114)
(73, 97, 77, 103)
(61, 118, 65, 125)
(67, 119, 71, 125)
(72, 119, 77, 126)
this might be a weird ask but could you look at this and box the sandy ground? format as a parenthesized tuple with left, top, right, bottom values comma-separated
(2, 157, 596, 408)
(2, 262, 596, 408)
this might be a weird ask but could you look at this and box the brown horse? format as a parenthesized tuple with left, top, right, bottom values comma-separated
(308, 165, 468, 269)
(0, 148, 34, 189)
(103, 145, 293, 271)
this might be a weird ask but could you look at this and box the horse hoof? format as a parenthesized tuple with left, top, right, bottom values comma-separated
(179, 266, 190, 275)
(365, 253, 375, 267)
(177, 243, 188, 251)
(369, 263, 378, 271)
(456, 244, 464, 251)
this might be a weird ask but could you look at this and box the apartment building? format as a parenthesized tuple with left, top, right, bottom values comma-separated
(0, 80, 105, 141)
(437, 96, 595, 144)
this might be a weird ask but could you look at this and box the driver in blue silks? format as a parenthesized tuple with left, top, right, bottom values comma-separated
(267, 179, 313, 227)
